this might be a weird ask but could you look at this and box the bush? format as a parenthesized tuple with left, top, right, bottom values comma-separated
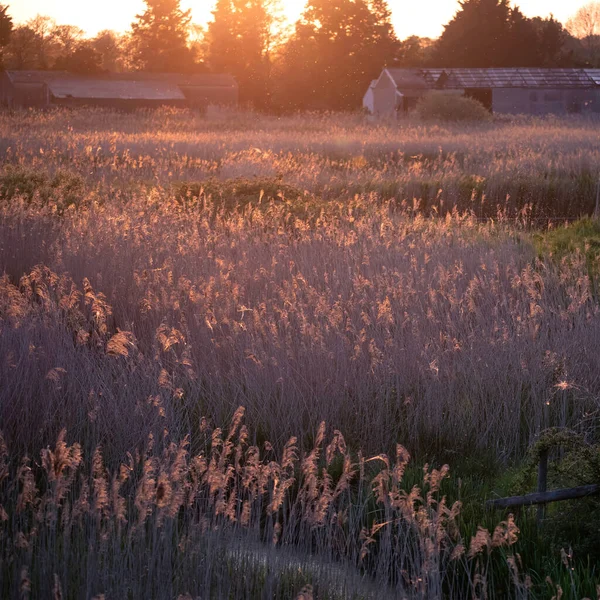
(416, 93, 492, 122)
(0, 166, 85, 212)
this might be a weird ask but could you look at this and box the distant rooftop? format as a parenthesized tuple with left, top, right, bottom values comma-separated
(111, 72, 238, 89)
(5, 71, 238, 89)
(385, 68, 600, 89)
(6, 70, 71, 84)
(47, 79, 185, 101)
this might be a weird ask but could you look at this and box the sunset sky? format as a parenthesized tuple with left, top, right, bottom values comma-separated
(10, 0, 582, 40)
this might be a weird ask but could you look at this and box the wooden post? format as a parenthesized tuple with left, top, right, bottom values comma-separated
(595, 179, 600, 219)
(537, 450, 548, 524)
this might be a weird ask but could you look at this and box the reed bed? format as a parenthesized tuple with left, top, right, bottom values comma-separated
(1, 196, 599, 462)
(1, 109, 600, 218)
(1, 109, 600, 598)
(0, 409, 526, 599)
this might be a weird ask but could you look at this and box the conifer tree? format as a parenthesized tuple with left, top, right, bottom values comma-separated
(433, 0, 569, 67)
(276, 0, 399, 111)
(0, 4, 12, 67)
(207, 0, 281, 108)
(130, 0, 194, 71)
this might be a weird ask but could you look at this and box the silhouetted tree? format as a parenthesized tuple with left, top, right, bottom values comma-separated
(4, 25, 37, 69)
(27, 15, 58, 69)
(566, 2, 600, 65)
(397, 36, 436, 67)
(207, 0, 282, 108)
(3, 15, 62, 70)
(92, 30, 127, 72)
(188, 23, 207, 66)
(130, 0, 195, 71)
(530, 16, 574, 66)
(433, 0, 568, 67)
(0, 4, 12, 67)
(52, 24, 84, 57)
(54, 42, 103, 74)
(275, 0, 399, 111)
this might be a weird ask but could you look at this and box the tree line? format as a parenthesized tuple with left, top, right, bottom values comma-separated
(1, 0, 600, 112)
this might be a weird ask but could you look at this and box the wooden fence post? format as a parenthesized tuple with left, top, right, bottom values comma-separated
(537, 449, 548, 524)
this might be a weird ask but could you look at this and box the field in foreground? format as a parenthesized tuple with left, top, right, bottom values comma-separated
(1, 109, 599, 599)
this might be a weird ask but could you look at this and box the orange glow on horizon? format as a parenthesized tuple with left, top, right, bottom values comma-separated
(10, 0, 585, 41)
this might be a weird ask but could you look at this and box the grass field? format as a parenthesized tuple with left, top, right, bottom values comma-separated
(1, 109, 599, 599)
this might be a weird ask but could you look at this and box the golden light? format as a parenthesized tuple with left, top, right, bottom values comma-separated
(10, 0, 585, 40)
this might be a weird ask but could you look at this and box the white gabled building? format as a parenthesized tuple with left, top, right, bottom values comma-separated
(362, 80, 377, 114)
(364, 68, 430, 116)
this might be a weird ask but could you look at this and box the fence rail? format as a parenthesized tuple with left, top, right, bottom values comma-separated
(486, 484, 600, 510)
(486, 448, 600, 522)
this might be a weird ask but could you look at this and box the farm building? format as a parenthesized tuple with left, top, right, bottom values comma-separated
(365, 68, 600, 116)
(362, 80, 378, 114)
(111, 73, 239, 110)
(0, 71, 238, 110)
(0, 70, 54, 108)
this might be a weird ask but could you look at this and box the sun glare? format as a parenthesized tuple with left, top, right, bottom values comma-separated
(10, 0, 579, 40)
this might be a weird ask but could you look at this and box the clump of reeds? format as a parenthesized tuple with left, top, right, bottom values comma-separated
(0, 411, 524, 599)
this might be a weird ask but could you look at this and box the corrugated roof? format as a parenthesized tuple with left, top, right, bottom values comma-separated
(6, 70, 238, 90)
(386, 69, 430, 89)
(584, 69, 600, 85)
(427, 68, 600, 88)
(386, 68, 600, 90)
(47, 79, 185, 101)
(111, 72, 238, 88)
(7, 70, 70, 84)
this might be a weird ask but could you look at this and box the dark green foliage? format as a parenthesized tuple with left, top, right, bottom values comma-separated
(434, 0, 572, 67)
(172, 177, 306, 211)
(0, 4, 12, 60)
(3, 24, 37, 69)
(505, 429, 600, 569)
(416, 93, 492, 122)
(53, 42, 103, 74)
(90, 30, 125, 72)
(534, 217, 600, 285)
(0, 167, 85, 213)
(207, 0, 275, 108)
(535, 217, 600, 260)
(130, 0, 196, 72)
(275, 0, 400, 111)
(396, 36, 436, 67)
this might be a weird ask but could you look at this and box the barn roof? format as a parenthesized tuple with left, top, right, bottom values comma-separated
(5, 70, 237, 90)
(386, 69, 431, 89)
(584, 69, 600, 86)
(6, 70, 70, 84)
(425, 68, 600, 89)
(110, 72, 238, 89)
(47, 78, 185, 101)
(385, 68, 600, 90)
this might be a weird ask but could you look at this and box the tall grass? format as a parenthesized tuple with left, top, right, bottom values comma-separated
(1, 197, 598, 462)
(0, 410, 526, 599)
(1, 108, 600, 218)
(1, 108, 600, 598)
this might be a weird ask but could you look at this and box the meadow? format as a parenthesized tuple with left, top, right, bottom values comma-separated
(0, 108, 599, 599)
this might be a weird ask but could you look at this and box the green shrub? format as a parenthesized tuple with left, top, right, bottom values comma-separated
(508, 429, 600, 564)
(534, 217, 600, 260)
(534, 218, 600, 287)
(172, 177, 311, 217)
(416, 92, 492, 122)
(0, 166, 85, 212)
